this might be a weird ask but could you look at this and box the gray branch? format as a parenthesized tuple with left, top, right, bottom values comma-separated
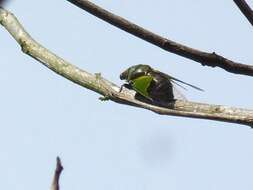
(0, 8, 253, 127)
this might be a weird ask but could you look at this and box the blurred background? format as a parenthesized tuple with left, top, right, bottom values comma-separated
(0, 1, 253, 190)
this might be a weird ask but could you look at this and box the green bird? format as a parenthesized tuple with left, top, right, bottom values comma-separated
(120, 64, 203, 103)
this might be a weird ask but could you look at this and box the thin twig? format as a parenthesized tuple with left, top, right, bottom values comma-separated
(234, 0, 253, 26)
(51, 157, 63, 190)
(0, 8, 253, 127)
(66, 0, 253, 77)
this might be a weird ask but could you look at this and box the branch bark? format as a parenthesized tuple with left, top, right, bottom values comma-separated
(234, 0, 253, 26)
(66, 0, 253, 77)
(51, 157, 63, 190)
(0, 8, 253, 127)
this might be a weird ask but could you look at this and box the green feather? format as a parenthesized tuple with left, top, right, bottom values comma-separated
(132, 75, 153, 99)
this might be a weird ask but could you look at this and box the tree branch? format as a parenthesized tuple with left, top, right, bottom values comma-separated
(234, 0, 253, 26)
(0, 0, 8, 7)
(1, 8, 253, 127)
(51, 157, 63, 190)
(66, 0, 253, 77)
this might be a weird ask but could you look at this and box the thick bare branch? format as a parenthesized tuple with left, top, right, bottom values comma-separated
(234, 0, 253, 26)
(0, 8, 253, 127)
(51, 157, 63, 190)
(66, 0, 253, 77)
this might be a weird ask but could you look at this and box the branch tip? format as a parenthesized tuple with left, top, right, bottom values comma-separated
(51, 157, 63, 190)
(56, 156, 63, 173)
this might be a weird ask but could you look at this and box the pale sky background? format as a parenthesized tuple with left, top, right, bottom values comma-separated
(1, 1, 253, 190)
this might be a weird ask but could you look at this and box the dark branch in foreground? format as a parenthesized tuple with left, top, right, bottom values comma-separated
(66, 0, 253, 77)
(1, 8, 253, 127)
(0, 0, 8, 7)
(51, 157, 63, 190)
(234, 0, 253, 26)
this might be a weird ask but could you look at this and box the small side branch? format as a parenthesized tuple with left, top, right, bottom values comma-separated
(51, 157, 63, 190)
(234, 0, 253, 26)
(0, 8, 253, 127)
(66, 0, 253, 77)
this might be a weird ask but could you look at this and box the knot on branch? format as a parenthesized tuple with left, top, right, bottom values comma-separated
(211, 52, 225, 65)
(20, 39, 30, 54)
(199, 52, 226, 68)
